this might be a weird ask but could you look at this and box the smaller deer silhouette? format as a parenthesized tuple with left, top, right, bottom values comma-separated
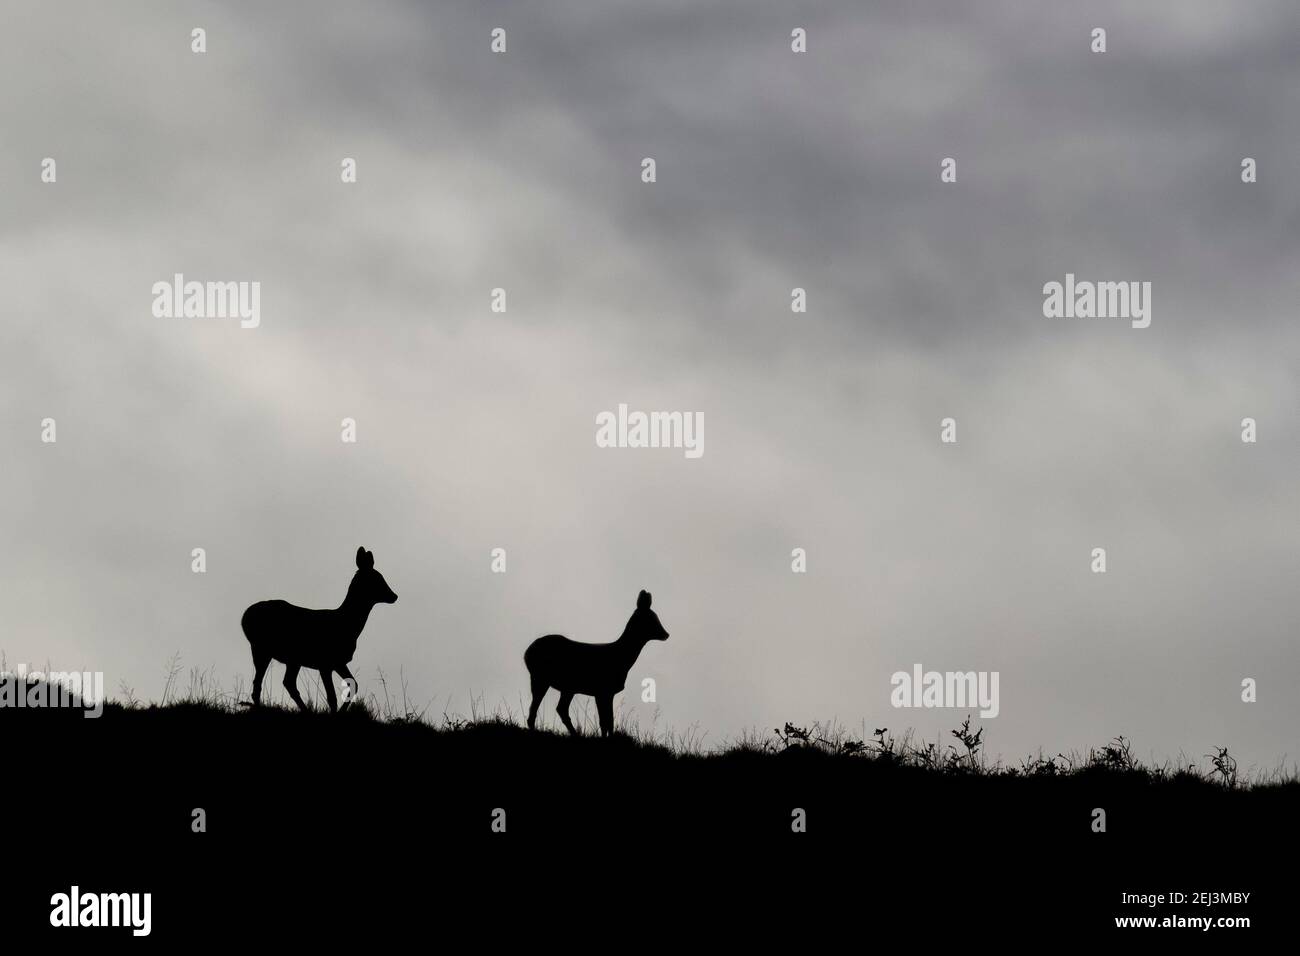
(241, 546, 397, 712)
(525, 589, 669, 736)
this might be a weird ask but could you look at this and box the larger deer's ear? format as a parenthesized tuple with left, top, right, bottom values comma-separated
(356, 547, 373, 570)
(637, 590, 651, 609)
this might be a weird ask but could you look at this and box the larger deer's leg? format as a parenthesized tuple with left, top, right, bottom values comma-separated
(596, 695, 614, 737)
(556, 691, 578, 735)
(320, 669, 338, 713)
(251, 651, 271, 706)
(337, 664, 356, 709)
(283, 663, 308, 711)
(527, 675, 547, 730)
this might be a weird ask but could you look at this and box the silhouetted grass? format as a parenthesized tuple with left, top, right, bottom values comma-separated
(4, 662, 1295, 858)
(10, 667, 1287, 939)
(7, 659, 1293, 790)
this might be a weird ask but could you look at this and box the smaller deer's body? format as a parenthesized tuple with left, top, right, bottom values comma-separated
(242, 547, 397, 712)
(525, 590, 669, 736)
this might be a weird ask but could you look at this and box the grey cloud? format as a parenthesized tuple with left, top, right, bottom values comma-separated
(1, 0, 1296, 770)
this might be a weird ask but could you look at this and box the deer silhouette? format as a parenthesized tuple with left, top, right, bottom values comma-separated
(525, 589, 669, 736)
(241, 546, 397, 712)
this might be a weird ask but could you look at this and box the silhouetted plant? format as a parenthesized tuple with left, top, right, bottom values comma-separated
(1018, 753, 1061, 777)
(915, 740, 940, 770)
(1207, 746, 1238, 789)
(1091, 735, 1137, 772)
(773, 722, 813, 749)
(161, 652, 184, 706)
(763, 720, 870, 756)
(117, 679, 141, 709)
(442, 713, 470, 733)
(868, 727, 898, 763)
(946, 715, 984, 771)
(375, 667, 428, 723)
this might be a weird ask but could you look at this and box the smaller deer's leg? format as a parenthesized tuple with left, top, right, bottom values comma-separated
(596, 695, 614, 737)
(337, 664, 356, 710)
(251, 652, 271, 706)
(556, 691, 578, 735)
(527, 674, 547, 730)
(320, 669, 338, 713)
(283, 663, 308, 711)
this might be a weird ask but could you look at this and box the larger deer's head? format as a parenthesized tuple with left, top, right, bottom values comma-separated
(629, 589, 669, 642)
(354, 546, 398, 605)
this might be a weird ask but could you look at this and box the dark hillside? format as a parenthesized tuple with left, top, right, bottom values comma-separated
(4, 687, 1287, 938)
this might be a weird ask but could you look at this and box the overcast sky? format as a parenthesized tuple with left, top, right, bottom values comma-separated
(2, 0, 1296, 772)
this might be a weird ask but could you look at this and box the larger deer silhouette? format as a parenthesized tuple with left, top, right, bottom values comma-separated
(525, 589, 669, 736)
(241, 546, 397, 712)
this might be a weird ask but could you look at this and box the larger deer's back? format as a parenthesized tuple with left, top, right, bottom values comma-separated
(242, 600, 357, 669)
(525, 634, 629, 695)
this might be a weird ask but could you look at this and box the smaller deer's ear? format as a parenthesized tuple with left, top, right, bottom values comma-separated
(637, 590, 651, 609)
(356, 547, 373, 570)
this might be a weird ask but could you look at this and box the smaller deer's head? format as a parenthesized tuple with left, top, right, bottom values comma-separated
(354, 546, 398, 604)
(629, 589, 669, 642)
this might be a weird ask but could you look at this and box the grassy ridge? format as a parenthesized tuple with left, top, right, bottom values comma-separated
(5, 678, 1291, 937)
(5, 674, 1294, 849)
